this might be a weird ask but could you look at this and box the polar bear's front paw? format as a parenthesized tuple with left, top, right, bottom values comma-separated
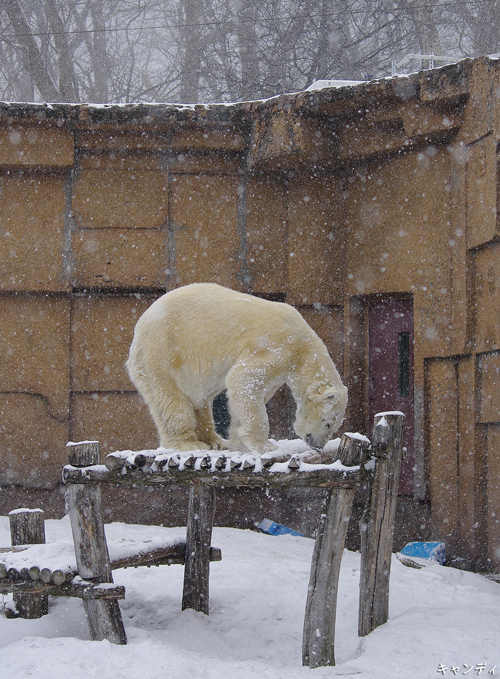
(228, 438, 279, 455)
(164, 440, 211, 451)
(205, 434, 230, 450)
(263, 439, 279, 453)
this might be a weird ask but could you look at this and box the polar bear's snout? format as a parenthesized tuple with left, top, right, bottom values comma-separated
(305, 433, 323, 451)
(295, 383, 348, 451)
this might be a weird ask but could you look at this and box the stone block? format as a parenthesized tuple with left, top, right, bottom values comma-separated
(298, 306, 344, 375)
(168, 152, 242, 175)
(71, 392, 158, 456)
(246, 175, 287, 294)
(0, 174, 68, 292)
(0, 296, 70, 420)
(71, 294, 158, 392)
(287, 174, 345, 305)
(77, 129, 168, 154)
(171, 125, 246, 151)
(487, 424, 500, 567)
(0, 394, 69, 489)
(248, 109, 336, 170)
(400, 103, 461, 138)
(466, 135, 497, 249)
(71, 228, 167, 289)
(78, 151, 162, 171)
(346, 150, 456, 357)
(457, 356, 477, 562)
(346, 151, 450, 296)
(0, 124, 73, 167)
(338, 117, 408, 163)
(170, 174, 241, 288)
(478, 351, 500, 424)
(475, 244, 500, 353)
(459, 59, 497, 145)
(426, 359, 459, 548)
(72, 168, 169, 229)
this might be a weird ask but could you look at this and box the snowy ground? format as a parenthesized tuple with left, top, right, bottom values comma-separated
(1, 515, 499, 679)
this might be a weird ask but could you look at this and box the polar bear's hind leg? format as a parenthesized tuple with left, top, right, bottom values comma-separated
(139, 380, 211, 451)
(194, 403, 228, 450)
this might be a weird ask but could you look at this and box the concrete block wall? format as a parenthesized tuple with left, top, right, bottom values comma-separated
(0, 58, 499, 569)
(0, 113, 348, 491)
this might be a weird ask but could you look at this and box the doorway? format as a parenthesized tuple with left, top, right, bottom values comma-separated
(368, 298, 414, 495)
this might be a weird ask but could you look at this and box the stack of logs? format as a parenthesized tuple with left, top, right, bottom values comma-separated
(103, 450, 312, 473)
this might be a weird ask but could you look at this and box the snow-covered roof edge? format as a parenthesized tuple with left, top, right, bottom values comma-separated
(0, 57, 478, 127)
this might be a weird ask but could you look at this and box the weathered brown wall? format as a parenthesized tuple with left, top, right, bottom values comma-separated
(0, 57, 499, 570)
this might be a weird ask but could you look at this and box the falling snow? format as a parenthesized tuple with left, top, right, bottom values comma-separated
(1, 516, 500, 679)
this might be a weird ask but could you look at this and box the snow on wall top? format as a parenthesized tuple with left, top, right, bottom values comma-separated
(0, 58, 474, 127)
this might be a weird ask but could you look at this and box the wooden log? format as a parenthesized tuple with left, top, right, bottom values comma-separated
(67, 441, 100, 467)
(65, 441, 127, 645)
(199, 455, 211, 470)
(302, 433, 368, 668)
(9, 508, 45, 545)
(104, 453, 126, 472)
(182, 485, 216, 615)
(110, 544, 222, 570)
(358, 412, 406, 638)
(51, 580, 126, 600)
(0, 579, 51, 595)
(29, 565, 40, 581)
(8, 567, 22, 581)
(62, 462, 360, 489)
(183, 455, 196, 469)
(40, 568, 52, 584)
(9, 508, 48, 619)
(214, 455, 226, 471)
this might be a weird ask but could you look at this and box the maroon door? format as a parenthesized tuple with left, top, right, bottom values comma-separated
(368, 299, 414, 495)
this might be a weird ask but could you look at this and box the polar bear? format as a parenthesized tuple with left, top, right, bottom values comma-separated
(126, 283, 347, 454)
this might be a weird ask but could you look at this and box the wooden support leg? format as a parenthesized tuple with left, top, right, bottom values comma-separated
(65, 441, 127, 645)
(358, 412, 406, 637)
(302, 434, 369, 668)
(182, 484, 216, 615)
(9, 509, 48, 618)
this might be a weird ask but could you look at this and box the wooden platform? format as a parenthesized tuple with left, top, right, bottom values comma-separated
(2, 414, 406, 669)
(62, 433, 373, 664)
(62, 449, 362, 489)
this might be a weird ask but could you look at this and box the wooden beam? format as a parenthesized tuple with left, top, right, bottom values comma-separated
(9, 509, 48, 619)
(302, 433, 370, 667)
(65, 441, 127, 645)
(182, 485, 217, 615)
(63, 464, 360, 489)
(358, 412, 406, 637)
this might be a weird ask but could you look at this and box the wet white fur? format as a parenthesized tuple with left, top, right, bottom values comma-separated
(126, 283, 347, 454)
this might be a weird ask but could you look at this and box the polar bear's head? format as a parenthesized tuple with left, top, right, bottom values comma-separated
(294, 384, 348, 451)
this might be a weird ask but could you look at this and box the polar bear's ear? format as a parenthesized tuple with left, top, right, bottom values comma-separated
(322, 387, 340, 405)
(306, 385, 340, 405)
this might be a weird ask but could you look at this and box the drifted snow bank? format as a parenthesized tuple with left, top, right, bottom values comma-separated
(1, 516, 500, 679)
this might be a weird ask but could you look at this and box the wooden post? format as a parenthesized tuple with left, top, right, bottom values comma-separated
(9, 508, 48, 618)
(65, 441, 127, 644)
(182, 484, 216, 615)
(302, 433, 370, 668)
(358, 412, 406, 637)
